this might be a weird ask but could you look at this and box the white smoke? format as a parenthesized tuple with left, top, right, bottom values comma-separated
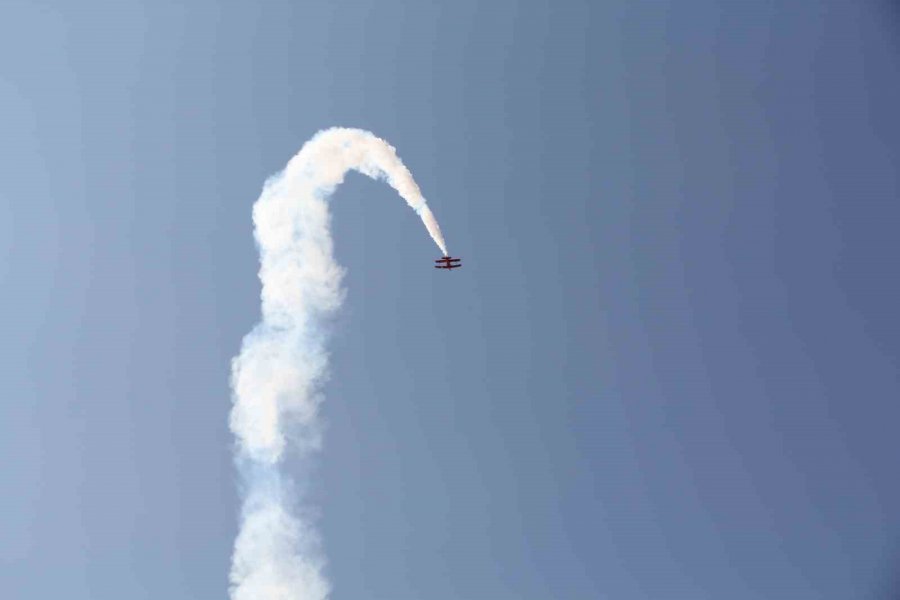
(229, 128, 447, 600)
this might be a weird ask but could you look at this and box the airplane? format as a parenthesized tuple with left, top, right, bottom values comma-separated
(434, 256, 462, 270)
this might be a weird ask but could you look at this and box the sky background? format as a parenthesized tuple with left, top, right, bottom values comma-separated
(2, 1, 900, 598)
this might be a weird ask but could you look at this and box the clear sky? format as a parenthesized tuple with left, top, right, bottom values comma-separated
(2, 1, 900, 599)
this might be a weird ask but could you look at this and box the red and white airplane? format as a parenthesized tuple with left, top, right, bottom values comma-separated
(434, 256, 462, 270)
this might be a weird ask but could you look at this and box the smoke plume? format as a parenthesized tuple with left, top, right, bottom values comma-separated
(229, 128, 447, 600)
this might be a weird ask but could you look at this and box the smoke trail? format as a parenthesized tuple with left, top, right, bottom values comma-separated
(229, 128, 447, 600)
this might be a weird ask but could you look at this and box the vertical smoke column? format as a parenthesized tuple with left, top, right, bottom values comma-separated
(229, 128, 447, 600)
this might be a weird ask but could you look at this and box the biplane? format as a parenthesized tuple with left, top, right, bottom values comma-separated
(434, 256, 462, 270)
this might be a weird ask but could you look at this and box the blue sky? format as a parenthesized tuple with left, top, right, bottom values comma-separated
(2, 1, 899, 598)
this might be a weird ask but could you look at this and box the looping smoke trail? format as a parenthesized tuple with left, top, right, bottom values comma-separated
(229, 128, 447, 600)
